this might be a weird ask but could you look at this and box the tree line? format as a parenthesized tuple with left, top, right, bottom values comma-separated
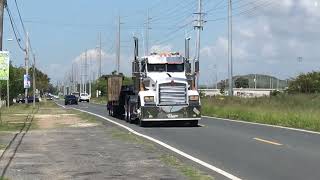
(288, 71, 320, 93)
(0, 63, 54, 103)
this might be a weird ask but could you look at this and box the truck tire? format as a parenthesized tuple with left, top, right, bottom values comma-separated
(139, 120, 145, 127)
(190, 120, 198, 127)
(139, 119, 149, 127)
(125, 105, 129, 122)
(109, 108, 114, 116)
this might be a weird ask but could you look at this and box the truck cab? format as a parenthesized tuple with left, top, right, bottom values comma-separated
(131, 52, 201, 126)
(107, 37, 201, 127)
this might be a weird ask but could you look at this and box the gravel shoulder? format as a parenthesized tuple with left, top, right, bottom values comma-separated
(0, 102, 213, 180)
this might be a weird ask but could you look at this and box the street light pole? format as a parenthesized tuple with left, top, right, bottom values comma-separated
(228, 0, 233, 96)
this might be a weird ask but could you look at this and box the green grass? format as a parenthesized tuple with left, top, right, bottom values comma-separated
(68, 109, 101, 124)
(202, 94, 320, 131)
(0, 104, 36, 132)
(0, 101, 64, 132)
(160, 154, 213, 180)
(0, 143, 6, 150)
(90, 96, 107, 105)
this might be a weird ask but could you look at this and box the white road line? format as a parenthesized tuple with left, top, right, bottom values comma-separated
(55, 102, 242, 180)
(203, 116, 320, 135)
(253, 138, 283, 146)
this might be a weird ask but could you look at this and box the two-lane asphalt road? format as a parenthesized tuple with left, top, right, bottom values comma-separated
(57, 100, 320, 180)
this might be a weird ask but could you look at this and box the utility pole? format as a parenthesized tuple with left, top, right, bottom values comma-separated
(98, 32, 102, 78)
(254, 74, 257, 89)
(116, 16, 121, 74)
(214, 64, 218, 89)
(25, 32, 29, 104)
(80, 54, 83, 94)
(88, 53, 92, 96)
(0, 0, 5, 51)
(32, 54, 36, 107)
(194, 0, 204, 90)
(145, 9, 151, 56)
(228, 0, 233, 96)
(84, 50, 88, 93)
(1, 0, 8, 107)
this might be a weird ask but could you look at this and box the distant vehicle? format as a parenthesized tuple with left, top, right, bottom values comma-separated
(65, 95, 78, 105)
(79, 93, 90, 102)
(71, 92, 80, 99)
(52, 95, 59, 99)
(46, 95, 53, 100)
(28, 96, 40, 103)
(16, 95, 24, 103)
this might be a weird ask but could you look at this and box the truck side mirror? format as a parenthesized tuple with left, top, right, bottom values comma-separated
(185, 62, 191, 74)
(132, 61, 140, 73)
(195, 61, 199, 73)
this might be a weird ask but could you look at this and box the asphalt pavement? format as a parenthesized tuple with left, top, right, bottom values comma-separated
(57, 100, 320, 180)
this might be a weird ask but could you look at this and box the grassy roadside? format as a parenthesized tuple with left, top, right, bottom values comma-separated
(0, 104, 37, 132)
(108, 128, 213, 180)
(71, 107, 214, 180)
(202, 94, 320, 132)
(90, 97, 107, 105)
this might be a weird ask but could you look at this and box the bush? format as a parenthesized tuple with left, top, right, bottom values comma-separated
(288, 71, 320, 93)
(270, 90, 281, 96)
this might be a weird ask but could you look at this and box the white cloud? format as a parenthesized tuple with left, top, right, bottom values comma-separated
(71, 48, 132, 81)
(199, 0, 320, 84)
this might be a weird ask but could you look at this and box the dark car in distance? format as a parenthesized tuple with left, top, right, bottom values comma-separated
(65, 95, 78, 105)
(17, 96, 39, 103)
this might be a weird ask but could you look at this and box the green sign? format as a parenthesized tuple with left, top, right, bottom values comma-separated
(0, 51, 9, 81)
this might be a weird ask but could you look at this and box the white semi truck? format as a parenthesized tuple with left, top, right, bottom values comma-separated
(107, 37, 201, 127)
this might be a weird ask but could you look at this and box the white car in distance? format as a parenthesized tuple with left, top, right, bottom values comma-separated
(79, 93, 90, 102)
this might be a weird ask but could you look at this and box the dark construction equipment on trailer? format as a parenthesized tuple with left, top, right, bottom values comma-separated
(107, 37, 201, 127)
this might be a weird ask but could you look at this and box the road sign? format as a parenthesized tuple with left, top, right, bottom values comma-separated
(24, 74, 31, 89)
(0, 51, 10, 81)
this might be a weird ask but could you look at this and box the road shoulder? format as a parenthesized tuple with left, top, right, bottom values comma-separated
(0, 102, 213, 180)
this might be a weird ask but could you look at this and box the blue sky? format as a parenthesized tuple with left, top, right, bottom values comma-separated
(3, 0, 320, 86)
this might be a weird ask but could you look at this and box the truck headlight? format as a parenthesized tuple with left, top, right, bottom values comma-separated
(189, 95, 199, 101)
(144, 96, 154, 103)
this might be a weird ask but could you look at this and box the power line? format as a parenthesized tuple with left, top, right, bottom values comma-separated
(206, 0, 276, 22)
(5, 5, 25, 51)
(14, 0, 26, 35)
(153, 21, 193, 45)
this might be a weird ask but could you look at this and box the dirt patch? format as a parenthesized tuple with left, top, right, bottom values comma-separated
(35, 114, 98, 129)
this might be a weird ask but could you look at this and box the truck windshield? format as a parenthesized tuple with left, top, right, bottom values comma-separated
(147, 64, 166, 72)
(167, 64, 184, 72)
(147, 64, 184, 72)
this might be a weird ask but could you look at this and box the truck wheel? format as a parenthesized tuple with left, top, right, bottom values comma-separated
(109, 108, 114, 116)
(139, 120, 148, 127)
(125, 106, 129, 122)
(190, 120, 198, 127)
(139, 120, 144, 127)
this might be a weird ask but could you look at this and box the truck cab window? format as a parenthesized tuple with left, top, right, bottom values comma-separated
(167, 64, 184, 72)
(147, 64, 166, 72)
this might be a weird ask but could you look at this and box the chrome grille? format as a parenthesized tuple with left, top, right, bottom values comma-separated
(159, 83, 187, 105)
